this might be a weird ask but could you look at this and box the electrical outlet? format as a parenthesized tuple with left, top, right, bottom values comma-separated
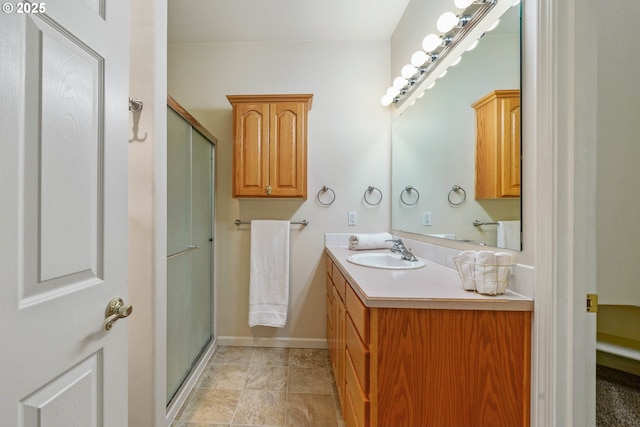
(422, 211, 432, 226)
(348, 211, 358, 226)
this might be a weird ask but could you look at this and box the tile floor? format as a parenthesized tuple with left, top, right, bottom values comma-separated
(171, 346, 346, 427)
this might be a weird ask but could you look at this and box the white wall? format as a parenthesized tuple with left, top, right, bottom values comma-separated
(128, 0, 167, 424)
(596, 0, 640, 308)
(168, 40, 391, 343)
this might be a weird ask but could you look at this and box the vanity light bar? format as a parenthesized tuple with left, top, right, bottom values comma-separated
(381, 0, 497, 107)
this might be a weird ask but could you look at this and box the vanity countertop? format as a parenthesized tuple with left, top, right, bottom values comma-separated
(325, 246, 533, 311)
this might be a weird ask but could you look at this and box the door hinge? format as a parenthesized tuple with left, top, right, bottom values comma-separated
(586, 294, 598, 313)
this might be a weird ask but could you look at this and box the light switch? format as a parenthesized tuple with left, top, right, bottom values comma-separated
(348, 211, 358, 226)
(422, 211, 432, 226)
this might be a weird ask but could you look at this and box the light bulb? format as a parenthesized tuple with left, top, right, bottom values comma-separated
(454, 0, 474, 9)
(411, 51, 429, 67)
(486, 19, 500, 32)
(422, 34, 441, 52)
(401, 64, 418, 79)
(386, 86, 400, 98)
(437, 12, 459, 33)
(466, 39, 479, 51)
(393, 76, 408, 90)
(451, 56, 462, 66)
(380, 94, 394, 106)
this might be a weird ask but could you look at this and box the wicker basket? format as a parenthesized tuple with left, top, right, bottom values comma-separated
(453, 257, 514, 295)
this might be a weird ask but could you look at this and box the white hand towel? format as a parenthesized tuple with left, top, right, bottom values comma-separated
(456, 250, 477, 291)
(475, 251, 498, 294)
(249, 220, 290, 328)
(495, 252, 514, 283)
(497, 221, 521, 251)
(348, 232, 394, 250)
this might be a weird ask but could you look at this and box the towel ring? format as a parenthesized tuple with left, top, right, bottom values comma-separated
(447, 185, 466, 206)
(316, 186, 336, 206)
(400, 185, 420, 206)
(363, 186, 383, 206)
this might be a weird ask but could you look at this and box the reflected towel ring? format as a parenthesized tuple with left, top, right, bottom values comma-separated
(400, 185, 420, 206)
(316, 185, 336, 206)
(448, 185, 467, 206)
(363, 186, 383, 206)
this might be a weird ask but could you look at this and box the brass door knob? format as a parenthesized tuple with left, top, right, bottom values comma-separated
(103, 297, 133, 331)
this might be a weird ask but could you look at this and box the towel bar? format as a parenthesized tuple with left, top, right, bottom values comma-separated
(234, 219, 309, 226)
(473, 220, 499, 226)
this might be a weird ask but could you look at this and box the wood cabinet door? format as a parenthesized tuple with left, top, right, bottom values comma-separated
(269, 101, 307, 198)
(500, 96, 521, 197)
(232, 103, 270, 197)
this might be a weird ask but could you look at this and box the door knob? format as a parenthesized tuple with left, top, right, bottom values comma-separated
(103, 297, 133, 331)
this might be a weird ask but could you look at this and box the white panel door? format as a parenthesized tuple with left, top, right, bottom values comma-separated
(0, 0, 130, 425)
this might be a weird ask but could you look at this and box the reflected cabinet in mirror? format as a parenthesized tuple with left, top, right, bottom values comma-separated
(392, 2, 522, 250)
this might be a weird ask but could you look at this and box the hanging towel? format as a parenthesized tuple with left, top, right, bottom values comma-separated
(349, 232, 394, 250)
(249, 220, 290, 328)
(497, 220, 521, 251)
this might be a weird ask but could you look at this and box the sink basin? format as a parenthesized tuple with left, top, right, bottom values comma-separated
(346, 252, 426, 270)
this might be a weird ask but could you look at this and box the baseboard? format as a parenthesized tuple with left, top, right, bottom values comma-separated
(165, 339, 218, 427)
(596, 348, 640, 377)
(216, 336, 328, 349)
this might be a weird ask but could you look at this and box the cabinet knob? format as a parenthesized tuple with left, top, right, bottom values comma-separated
(266, 185, 272, 195)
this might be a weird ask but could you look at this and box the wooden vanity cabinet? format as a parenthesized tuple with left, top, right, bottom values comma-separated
(326, 256, 531, 427)
(226, 94, 312, 199)
(472, 90, 521, 199)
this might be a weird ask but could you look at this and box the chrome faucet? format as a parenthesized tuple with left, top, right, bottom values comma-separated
(386, 238, 419, 262)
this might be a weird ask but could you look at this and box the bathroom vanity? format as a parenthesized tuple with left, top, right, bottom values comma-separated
(325, 247, 533, 427)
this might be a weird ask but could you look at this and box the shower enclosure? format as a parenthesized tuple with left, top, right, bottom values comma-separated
(166, 97, 216, 405)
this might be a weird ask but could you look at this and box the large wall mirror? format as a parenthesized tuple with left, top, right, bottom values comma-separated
(391, 1, 522, 250)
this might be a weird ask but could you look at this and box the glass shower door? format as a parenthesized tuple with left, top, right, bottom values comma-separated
(166, 107, 213, 404)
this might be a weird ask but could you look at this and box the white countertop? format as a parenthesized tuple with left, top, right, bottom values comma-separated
(325, 247, 533, 311)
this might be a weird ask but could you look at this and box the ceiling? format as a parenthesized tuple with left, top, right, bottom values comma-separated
(168, 0, 411, 44)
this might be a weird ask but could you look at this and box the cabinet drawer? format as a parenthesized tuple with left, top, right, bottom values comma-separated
(332, 264, 346, 302)
(345, 283, 369, 343)
(346, 352, 369, 427)
(346, 317, 369, 393)
(326, 273, 333, 298)
(344, 387, 361, 427)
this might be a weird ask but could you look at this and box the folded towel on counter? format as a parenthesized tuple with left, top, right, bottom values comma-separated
(454, 250, 514, 295)
(248, 220, 290, 328)
(348, 232, 394, 250)
(476, 251, 498, 294)
(456, 250, 477, 291)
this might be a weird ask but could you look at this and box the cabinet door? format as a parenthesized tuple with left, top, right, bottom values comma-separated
(269, 101, 307, 198)
(500, 97, 521, 197)
(232, 103, 270, 197)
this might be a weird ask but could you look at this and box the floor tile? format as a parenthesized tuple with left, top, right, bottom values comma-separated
(286, 393, 339, 427)
(245, 365, 288, 391)
(214, 346, 255, 365)
(232, 389, 286, 426)
(289, 348, 329, 368)
(199, 364, 248, 390)
(251, 347, 290, 366)
(174, 346, 344, 427)
(178, 389, 241, 424)
(288, 366, 334, 394)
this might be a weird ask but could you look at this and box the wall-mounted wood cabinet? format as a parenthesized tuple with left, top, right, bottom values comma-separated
(226, 94, 313, 199)
(472, 90, 521, 199)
